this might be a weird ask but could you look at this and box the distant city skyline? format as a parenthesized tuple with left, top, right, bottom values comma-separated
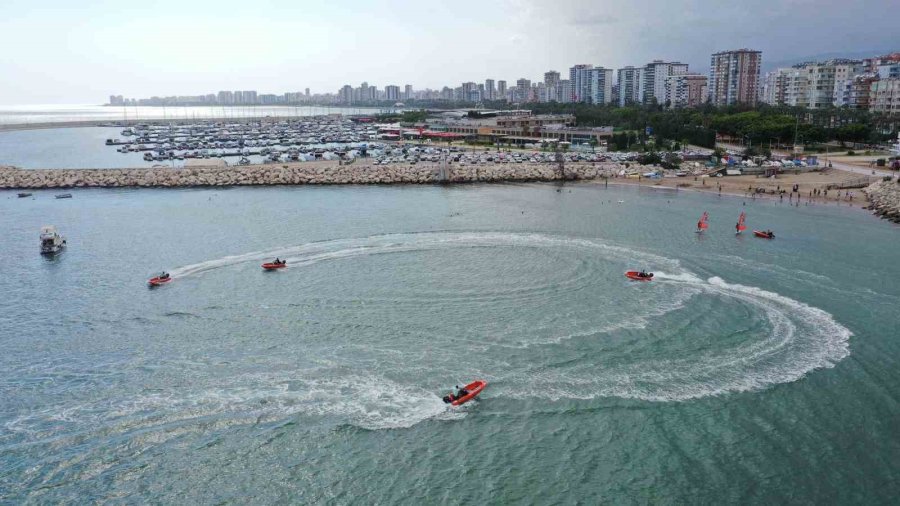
(1, 0, 897, 104)
(106, 49, 900, 115)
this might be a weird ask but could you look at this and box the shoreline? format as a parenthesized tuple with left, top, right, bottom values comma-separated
(0, 162, 874, 199)
(0, 162, 635, 189)
(599, 180, 872, 216)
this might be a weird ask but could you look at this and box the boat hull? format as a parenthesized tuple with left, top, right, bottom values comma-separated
(625, 271, 653, 281)
(446, 380, 487, 406)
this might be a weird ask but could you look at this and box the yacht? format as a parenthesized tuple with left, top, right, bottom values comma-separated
(40, 226, 66, 255)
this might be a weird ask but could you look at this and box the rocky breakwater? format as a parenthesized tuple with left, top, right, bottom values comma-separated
(864, 180, 900, 223)
(0, 162, 637, 189)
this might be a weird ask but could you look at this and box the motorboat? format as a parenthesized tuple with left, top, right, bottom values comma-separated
(442, 380, 487, 406)
(40, 225, 66, 255)
(148, 273, 172, 287)
(625, 271, 653, 281)
(55, 193, 73, 199)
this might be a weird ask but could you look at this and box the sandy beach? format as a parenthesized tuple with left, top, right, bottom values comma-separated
(597, 168, 877, 208)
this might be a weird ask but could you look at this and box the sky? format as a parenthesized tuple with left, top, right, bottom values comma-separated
(0, 0, 896, 104)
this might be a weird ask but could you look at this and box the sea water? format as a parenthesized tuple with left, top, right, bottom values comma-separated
(1, 183, 898, 503)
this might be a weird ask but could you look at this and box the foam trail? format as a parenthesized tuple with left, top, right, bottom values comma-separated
(168, 232, 681, 279)
(505, 272, 852, 402)
(163, 232, 852, 403)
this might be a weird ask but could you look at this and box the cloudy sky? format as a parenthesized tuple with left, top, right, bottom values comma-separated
(0, 0, 895, 103)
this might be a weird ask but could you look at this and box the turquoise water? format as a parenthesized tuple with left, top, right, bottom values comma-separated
(1, 183, 899, 503)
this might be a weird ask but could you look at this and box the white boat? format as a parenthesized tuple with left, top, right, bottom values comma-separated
(40, 225, 66, 255)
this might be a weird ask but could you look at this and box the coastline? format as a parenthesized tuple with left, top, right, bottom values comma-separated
(0, 162, 634, 189)
(600, 174, 871, 206)
(0, 161, 874, 208)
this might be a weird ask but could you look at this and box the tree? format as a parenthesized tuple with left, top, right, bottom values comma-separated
(639, 152, 662, 165)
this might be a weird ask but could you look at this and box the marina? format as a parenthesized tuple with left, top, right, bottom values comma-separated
(1, 117, 623, 170)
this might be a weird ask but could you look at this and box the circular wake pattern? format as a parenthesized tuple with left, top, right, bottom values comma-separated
(166, 232, 852, 403)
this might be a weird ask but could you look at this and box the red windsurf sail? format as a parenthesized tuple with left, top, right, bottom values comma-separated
(697, 212, 709, 231)
(736, 212, 747, 233)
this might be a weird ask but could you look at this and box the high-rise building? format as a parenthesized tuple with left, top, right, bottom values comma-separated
(569, 64, 593, 102)
(544, 71, 560, 87)
(515, 78, 531, 95)
(762, 69, 790, 105)
(584, 68, 613, 104)
(543, 71, 561, 102)
(305, 88, 310, 97)
(497, 80, 507, 100)
(616, 66, 643, 106)
(640, 61, 688, 105)
(558, 80, 572, 104)
(404, 84, 413, 100)
(835, 74, 879, 109)
(233, 90, 243, 104)
(243, 90, 257, 104)
(385, 85, 401, 101)
(800, 63, 838, 109)
(832, 61, 866, 106)
(338, 85, 353, 104)
(665, 74, 708, 108)
(870, 79, 900, 115)
(461, 82, 478, 102)
(217, 90, 234, 104)
(485, 79, 495, 100)
(708, 49, 762, 106)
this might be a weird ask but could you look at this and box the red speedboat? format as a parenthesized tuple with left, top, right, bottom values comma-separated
(262, 261, 287, 270)
(625, 271, 653, 281)
(148, 275, 172, 287)
(443, 380, 487, 406)
(753, 230, 775, 239)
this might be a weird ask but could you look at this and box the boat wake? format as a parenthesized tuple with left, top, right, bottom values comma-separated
(162, 232, 851, 403)
(509, 271, 852, 402)
(167, 231, 680, 279)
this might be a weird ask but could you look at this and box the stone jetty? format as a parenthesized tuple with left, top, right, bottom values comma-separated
(0, 162, 642, 189)
(864, 179, 900, 223)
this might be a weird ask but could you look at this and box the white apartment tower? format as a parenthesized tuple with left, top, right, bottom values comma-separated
(640, 61, 689, 105)
(569, 64, 593, 102)
(616, 66, 642, 106)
